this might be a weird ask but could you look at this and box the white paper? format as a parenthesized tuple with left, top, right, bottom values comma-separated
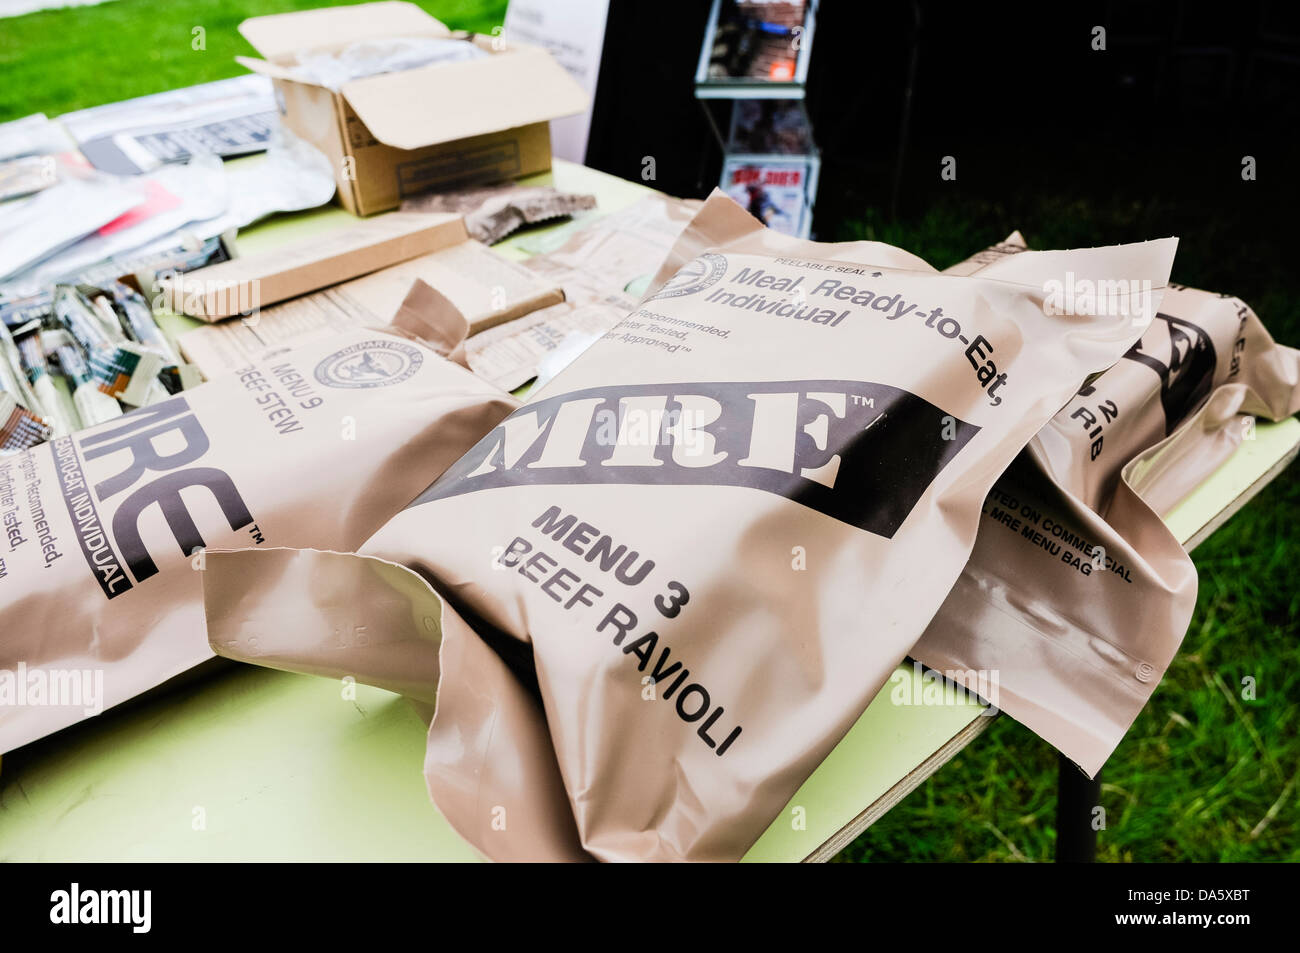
(504, 0, 609, 162)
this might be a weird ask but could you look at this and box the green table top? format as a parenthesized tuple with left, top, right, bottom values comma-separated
(2, 160, 1296, 862)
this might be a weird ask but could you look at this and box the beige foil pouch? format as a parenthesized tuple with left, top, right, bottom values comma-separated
(0, 326, 517, 753)
(912, 232, 1300, 776)
(206, 192, 1177, 861)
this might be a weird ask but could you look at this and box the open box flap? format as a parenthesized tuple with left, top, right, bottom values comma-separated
(239, 1, 448, 64)
(339, 44, 588, 151)
(236, 55, 301, 83)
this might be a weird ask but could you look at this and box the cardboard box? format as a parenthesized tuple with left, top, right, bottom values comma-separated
(177, 238, 565, 378)
(160, 212, 468, 319)
(237, 2, 588, 215)
(330, 238, 565, 335)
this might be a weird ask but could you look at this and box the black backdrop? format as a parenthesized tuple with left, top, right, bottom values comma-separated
(584, 0, 1299, 258)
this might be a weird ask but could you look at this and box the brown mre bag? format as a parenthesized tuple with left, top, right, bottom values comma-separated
(0, 326, 516, 753)
(912, 232, 1300, 776)
(205, 192, 1177, 860)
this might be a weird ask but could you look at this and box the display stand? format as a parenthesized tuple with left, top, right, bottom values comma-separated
(694, 0, 821, 238)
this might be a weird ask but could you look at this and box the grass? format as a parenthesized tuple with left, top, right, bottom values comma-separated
(3, 0, 1296, 863)
(0, 0, 507, 122)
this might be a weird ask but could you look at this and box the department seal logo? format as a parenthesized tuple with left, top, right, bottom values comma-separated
(315, 340, 423, 389)
(651, 252, 728, 299)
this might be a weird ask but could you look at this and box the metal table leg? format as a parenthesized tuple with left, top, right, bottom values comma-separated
(1055, 752, 1100, 862)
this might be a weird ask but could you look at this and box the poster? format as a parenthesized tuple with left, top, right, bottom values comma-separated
(720, 154, 816, 237)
